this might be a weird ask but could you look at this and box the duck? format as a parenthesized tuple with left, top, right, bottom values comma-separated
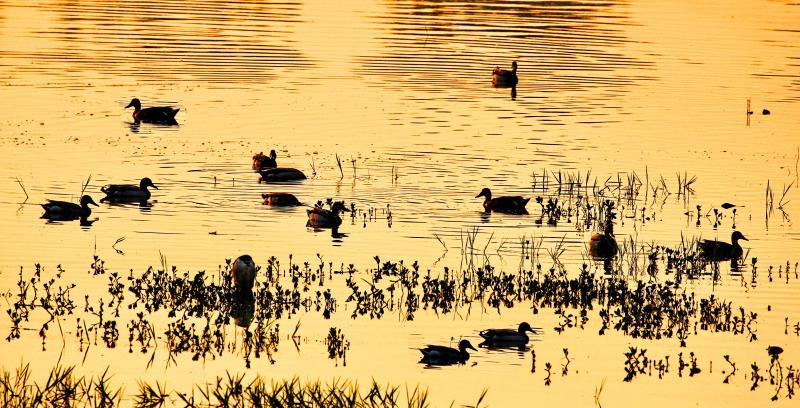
(124, 98, 179, 124)
(589, 222, 618, 258)
(262, 192, 301, 206)
(260, 167, 307, 182)
(307, 201, 349, 228)
(476, 187, 529, 214)
(699, 231, 748, 260)
(101, 177, 158, 202)
(252, 150, 277, 172)
(231, 255, 256, 293)
(41, 195, 98, 221)
(492, 61, 518, 87)
(419, 339, 477, 365)
(479, 322, 539, 346)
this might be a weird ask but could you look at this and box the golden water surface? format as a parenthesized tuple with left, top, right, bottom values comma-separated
(1, 0, 799, 406)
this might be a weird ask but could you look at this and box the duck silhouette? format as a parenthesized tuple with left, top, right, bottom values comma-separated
(41, 195, 98, 221)
(699, 231, 748, 260)
(262, 192, 302, 206)
(252, 150, 277, 171)
(101, 177, 158, 203)
(492, 61, 518, 87)
(231, 255, 257, 295)
(476, 187, 529, 214)
(419, 339, 477, 365)
(479, 322, 539, 347)
(307, 201, 349, 228)
(125, 98, 179, 124)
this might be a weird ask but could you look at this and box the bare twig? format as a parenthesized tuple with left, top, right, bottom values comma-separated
(15, 177, 29, 201)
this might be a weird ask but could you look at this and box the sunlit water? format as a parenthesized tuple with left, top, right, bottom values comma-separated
(1, 0, 799, 406)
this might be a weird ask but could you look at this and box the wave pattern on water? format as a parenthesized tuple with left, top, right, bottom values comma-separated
(0, 0, 312, 84)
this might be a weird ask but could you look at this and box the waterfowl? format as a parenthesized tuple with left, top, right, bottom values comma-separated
(101, 177, 158, 202)
(589, 223, 618, 258)
(41, 195, 98, 220)
(125, 98, 179, 124)
(475, 187, 529, 214)
(479, 322, 539, 346)
(231, 255, 256, 293)
(419, 339, 477, 365)
(492, 61, 518, 87)
(699, 231, 748, 260)
(252, 150, 277, 171)
(307, 201, 349, 228)
(262, 192, 301, 206)
(260, 167, 307, 182)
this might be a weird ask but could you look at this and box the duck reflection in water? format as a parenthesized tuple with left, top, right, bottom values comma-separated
(230, 294, 255, 328)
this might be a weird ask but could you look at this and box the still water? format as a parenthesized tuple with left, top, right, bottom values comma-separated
(1, 0, 799, 406)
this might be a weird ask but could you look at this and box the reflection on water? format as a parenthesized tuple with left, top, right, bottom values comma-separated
(1, 0, 800, 406)
(1, 0, 313, 83)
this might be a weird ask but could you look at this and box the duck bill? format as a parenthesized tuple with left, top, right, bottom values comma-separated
(89, 198, 99, 207)
(124, 102, 133, 108)
(151, 184, 159, 190)
(468, 345, 477, 351)
(741, 235, 748, 241)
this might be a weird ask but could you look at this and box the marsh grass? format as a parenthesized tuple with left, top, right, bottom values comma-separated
(1, 363, 447, 408)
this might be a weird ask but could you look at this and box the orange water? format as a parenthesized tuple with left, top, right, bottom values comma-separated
(1, 0, 799, 406)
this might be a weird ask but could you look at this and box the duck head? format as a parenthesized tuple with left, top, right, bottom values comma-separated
(475, 187, 492, 200)
(511, 61, 518, 73)
(125, 98, 141, 110)
(269, 149, 277, 161)
(80, 195, 99, 207)
(140, 177, 158, 190)
(458, 339, 477, 353)
(518, 322, 536, 334)
(731, 231, 748, 243)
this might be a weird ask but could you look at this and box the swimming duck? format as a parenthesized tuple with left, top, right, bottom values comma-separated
(125, 98, 179, 124)
(252, 150, 277, 171)
(307, 201, 349, 228)
(41, 195, 98, 221)
(492, 61, 518, 87)
(699, 231, 748, 260)
(260, 167, 307, 182)
(479, 322, 539, 346)
(419, 339, 477, 365)
(476, 187, 529, 214)
(589, 222, 618, 258)
(231, 255, 256, 293)
(262, 192, 301, 206)
(101, 177, 158, 202)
